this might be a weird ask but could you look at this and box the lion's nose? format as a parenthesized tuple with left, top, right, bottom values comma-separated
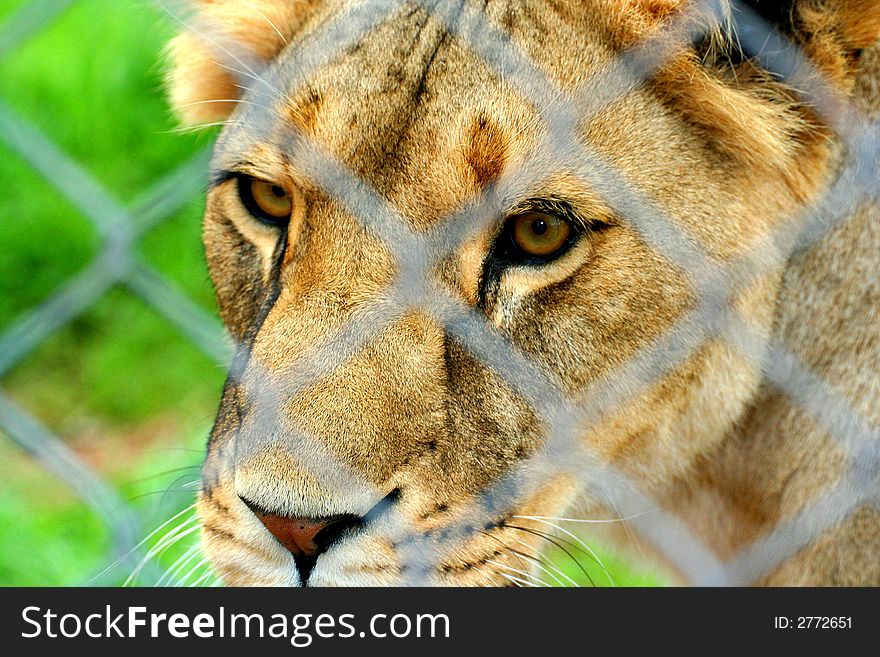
(256, 513, 331, 557)
(242, 499, 362, 583)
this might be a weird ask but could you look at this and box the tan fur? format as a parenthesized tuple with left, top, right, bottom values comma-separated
(167, 0, 879, 586)
(167, 0, 324, 124)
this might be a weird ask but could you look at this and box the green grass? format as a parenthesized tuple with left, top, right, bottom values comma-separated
(545, 544, 665, 588)
(0, 0, 222, 585)
(0, 0, 662, 587)
(0, 0, 223, 427)
(0, 432, 208, 586)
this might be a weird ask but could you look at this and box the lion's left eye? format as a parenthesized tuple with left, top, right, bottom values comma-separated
(505, 212, 573, 261)
(237, 175, 293, 226)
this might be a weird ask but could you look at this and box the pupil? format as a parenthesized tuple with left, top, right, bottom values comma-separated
(271, 185, 285, 198)
(532, 219, 548, 236)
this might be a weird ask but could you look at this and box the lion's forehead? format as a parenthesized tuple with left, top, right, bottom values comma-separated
(214, 1, 616, 226)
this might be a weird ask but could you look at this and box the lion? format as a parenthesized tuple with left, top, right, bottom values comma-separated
(165, 0, 879, 586)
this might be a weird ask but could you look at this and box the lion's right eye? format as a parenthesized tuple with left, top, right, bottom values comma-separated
(237, 176, 293, 227)
(508, 212, 572, 259)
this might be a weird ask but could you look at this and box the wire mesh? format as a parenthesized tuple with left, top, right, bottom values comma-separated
(0, 0, 877, 586)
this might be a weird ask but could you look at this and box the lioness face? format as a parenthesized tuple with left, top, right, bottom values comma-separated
(174, 1, 840, 586)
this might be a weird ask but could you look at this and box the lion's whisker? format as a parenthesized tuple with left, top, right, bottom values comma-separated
(177, 98, 258, 108)
(507, 538, 579, 587)
(232, 82, 279, 102)
(128, 465, 201, 485)
(124, 516, 201, 586)
(510, 551, 568, 587)
(210, 60, 282, 98)
(87, 502, 197, 584)
(157, 543, 203, 587)
(126, 523, 200, 587)
(189, 566, 216, 588)
(164, 121, 233, 133)
(159, 1, 274, 92)
(487, 560, 550, 587)
(519, 510, 658, 524)
(244, 0, 289, 46)
(503, 523, 596, 587)
(471, 564, 496, 587)
(515, 515, 616, 586)
(477, 529, 532, 576)
(478, 527, 572, 586)
(496, 571, 531, 588)
(126, 481, 200, 504)
(177, 556, 211, 587)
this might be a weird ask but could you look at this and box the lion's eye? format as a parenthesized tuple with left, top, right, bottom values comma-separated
(237, 176, 293, 226)
(507, 212, 572, 260)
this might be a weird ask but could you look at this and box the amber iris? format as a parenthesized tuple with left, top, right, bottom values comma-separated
(241, 177, 293, 223)
(510, 212, 571, 257)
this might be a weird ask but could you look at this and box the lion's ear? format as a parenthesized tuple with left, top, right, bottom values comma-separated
(737, 0, 880, 88)
(166, 1, 317, 126)
(639, 0, 879, 172)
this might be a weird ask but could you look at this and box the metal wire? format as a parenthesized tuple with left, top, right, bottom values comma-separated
(0, 0, 876, 586)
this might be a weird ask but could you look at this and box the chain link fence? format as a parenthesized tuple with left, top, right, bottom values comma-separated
(0, 0, 232, 584)
(1, 0, 878, 586)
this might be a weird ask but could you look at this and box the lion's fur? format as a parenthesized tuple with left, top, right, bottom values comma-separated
(166, 0, 879, 586)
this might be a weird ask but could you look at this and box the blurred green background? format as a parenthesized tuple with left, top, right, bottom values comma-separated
(0, 0, 662, 587)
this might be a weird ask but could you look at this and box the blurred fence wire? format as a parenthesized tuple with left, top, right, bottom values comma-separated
(0, 0, 231, 584)
(0, 0, 878, 586)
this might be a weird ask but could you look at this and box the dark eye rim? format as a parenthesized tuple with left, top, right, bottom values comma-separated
(494, 211, 582, 266)
(235, 174, 292, 228)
